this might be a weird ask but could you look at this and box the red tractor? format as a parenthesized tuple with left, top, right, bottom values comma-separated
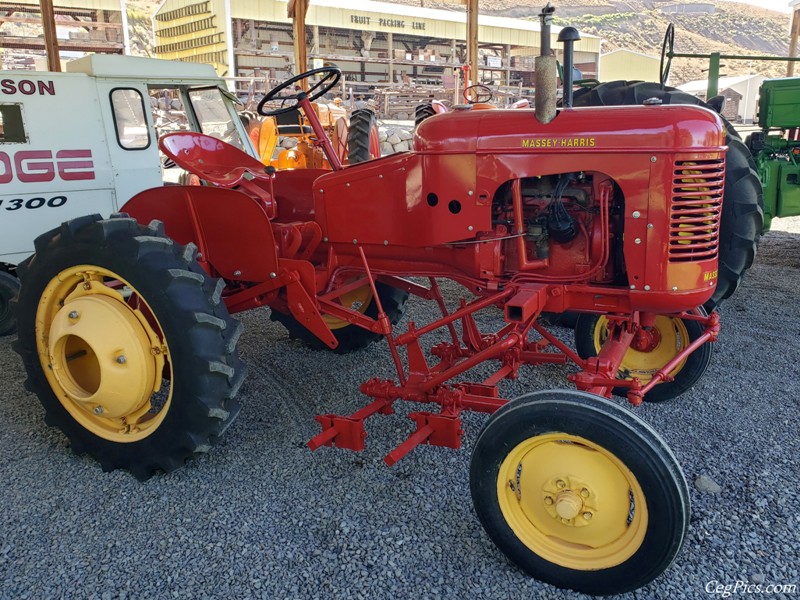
(13, 22, 731, 596)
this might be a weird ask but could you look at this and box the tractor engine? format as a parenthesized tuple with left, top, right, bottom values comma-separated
(492, 172, 619, 283)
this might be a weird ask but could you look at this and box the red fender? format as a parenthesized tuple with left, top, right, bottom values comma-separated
(122, 186, 279, 282)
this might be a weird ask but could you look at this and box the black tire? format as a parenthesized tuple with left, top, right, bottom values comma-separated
(270, 281, 407, 354)
(347, 108, 378, 165)
(414, 102, 436, 127)
(574, 311, 712, 402)
(470, 390, 690, 595)
(572, 81, 764, 311)
(13, 214, 245, 480)
(0, 270, 21, 336)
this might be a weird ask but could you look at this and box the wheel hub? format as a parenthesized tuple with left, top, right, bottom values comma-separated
(541, 475, 597, 527)
(48, 293, 158, 419)
(631, 326, 662, 353)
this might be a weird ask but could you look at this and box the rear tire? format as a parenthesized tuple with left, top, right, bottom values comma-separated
(470, 390, 689, 595)
(572, 81, 764, 311)
(0, 270, 20, 336)
(574, 312, 712, 402)
(14, 214, 244, 479)
(415, 103, 436, 127)
(347, 108, 379, 164)
(270, 281, 407, 354)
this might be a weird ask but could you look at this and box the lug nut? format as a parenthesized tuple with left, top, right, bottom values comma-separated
(94, 406, 103, 415)
(68, 311, 79, 319)
(581, 488, 589, 498)
(556, 480, 566, 489)
(583, 512, 593, 520)
(116, 355, 127, 364)
(544, 496, 554, 505)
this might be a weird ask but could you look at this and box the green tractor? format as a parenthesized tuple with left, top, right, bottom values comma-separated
(747, 77, 800, 231)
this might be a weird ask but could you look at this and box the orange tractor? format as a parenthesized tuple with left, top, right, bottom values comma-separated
(243, 97, 380, 170)
(13, 14, 743, 595)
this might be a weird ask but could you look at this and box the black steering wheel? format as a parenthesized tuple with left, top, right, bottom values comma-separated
(463, 84, 493, 104)
(660, 24, 674, 86)
(257, 67, 342, 116)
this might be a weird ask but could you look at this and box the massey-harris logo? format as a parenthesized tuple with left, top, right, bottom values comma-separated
(0, 149, 95, 183)
(521, 137, 596, 148)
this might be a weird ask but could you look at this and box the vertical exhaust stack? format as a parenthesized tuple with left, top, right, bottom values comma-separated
(558, 26, 581, 108)
(534, 3, 557, 124)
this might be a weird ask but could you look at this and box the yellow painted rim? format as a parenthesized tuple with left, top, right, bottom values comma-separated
(324, 284, 374, 330)
(498, 433, 648, 570)
(35, 265, 170, 443)
(594, 316, 689, 383)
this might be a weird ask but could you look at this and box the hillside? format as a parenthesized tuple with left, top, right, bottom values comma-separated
(4, 0, 796, 84)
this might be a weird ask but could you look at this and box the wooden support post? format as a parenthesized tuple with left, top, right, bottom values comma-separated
(40, 0, 61, 72)
(288, 0, 308, 88)
(789, 7, 800, 77)
(466, 0, 478, 86)
(387, 32, 394, 84)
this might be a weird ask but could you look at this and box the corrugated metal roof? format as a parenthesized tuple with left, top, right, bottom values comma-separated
(678, 74, 764, 92)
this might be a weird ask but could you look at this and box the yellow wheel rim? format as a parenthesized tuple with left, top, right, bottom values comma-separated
(324, 285, 373, 331)
(35, 265, 170, 443)
(594, 316, 689, 383)
(498, 433, 648, 570)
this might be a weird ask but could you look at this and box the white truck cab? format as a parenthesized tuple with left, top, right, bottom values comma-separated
(0, 54, 254, 333)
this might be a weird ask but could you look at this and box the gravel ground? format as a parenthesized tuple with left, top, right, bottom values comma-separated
(1, 218, 799, 600)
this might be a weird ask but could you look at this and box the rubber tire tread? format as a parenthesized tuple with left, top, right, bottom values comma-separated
(573, 312, 713, 402)
(13, 214, 245, 480)
(270, 281, 408, 354)
(572, 81, 763, 311)
(347, 108, 378, 165)
(0, 270, 21, 336)
(414, 103, 436, 128)
(470, 389, 690, 595)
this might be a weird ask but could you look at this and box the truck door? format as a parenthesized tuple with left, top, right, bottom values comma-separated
(94, 81, 163, 202)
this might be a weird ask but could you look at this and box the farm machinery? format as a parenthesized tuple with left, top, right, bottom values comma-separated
(12, 15, 736, 595)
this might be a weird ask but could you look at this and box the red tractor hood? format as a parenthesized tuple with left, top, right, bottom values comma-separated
(413, 105, 726, 154)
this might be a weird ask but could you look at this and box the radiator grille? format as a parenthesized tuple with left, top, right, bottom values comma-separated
(669, 159, 724, 262)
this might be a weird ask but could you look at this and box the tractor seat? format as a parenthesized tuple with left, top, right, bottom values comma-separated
(278, 124, 314, 135)
(159, 131, 274, 188)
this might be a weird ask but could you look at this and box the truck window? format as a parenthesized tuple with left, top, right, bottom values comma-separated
(110, 88, 150, 150)
(188, 87, 246, 151)
(0, 104, 26, 143)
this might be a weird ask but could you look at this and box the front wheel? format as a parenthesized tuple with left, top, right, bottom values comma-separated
(574, 312, 712, 402)
(14, 214, 245, 479)
(470, 390, 689, 595)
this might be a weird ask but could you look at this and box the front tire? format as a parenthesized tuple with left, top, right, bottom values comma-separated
(14, 214, 245, 479)
(470, 390, 689, 595)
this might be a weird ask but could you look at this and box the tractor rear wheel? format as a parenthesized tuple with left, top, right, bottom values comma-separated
(573, 312, 712, 402)
(572, 81, 763, 311)
(0, 270, 21, 336)
(415, 103, 436, 127)
(470, 389, 689, 595)
(13, 214, 244, 480)
(271, 281, 407, 354)
(347, 108, 380, 164)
